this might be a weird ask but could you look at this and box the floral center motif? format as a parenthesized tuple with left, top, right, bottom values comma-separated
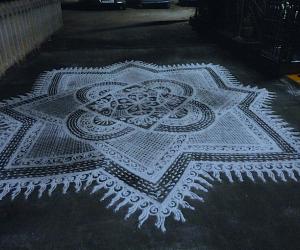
(111, 88, 160, 116)
(87, 85, 187, 129)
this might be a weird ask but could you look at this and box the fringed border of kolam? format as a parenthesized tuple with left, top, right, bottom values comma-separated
(0, 61, 299, 232)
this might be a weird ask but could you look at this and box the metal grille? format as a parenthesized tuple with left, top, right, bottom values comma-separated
(261, 0, 300, 62)
(191, 0, 300, 65)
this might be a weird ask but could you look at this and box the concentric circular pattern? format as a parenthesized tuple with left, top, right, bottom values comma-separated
(68, 80, 216, 140)
(66, 110, 134, 141)
(155, 100, 215, 132)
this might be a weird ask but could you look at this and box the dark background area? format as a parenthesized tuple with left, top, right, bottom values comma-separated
(0, 2, 300, 250)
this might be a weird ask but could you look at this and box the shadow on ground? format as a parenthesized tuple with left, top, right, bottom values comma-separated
(0, 180, 300, 250)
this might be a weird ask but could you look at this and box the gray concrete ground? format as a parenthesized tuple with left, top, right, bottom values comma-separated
(0, 4, 300, 250)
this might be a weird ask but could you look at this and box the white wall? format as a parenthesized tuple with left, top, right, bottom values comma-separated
(0, 0, 63, 76)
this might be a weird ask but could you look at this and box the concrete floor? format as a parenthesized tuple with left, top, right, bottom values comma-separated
(0, 4, 300, 250)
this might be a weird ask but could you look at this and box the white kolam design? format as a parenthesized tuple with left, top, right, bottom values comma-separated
(0, 61, 299, 231)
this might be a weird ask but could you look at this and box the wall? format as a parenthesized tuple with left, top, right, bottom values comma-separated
(0, 0, 63, 76)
